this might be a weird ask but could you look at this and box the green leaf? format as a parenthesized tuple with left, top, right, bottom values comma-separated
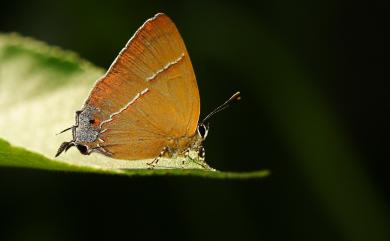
(0, 33, 268, 179)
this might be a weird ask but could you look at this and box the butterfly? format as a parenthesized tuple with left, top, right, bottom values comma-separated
(55, 13, 240, 169)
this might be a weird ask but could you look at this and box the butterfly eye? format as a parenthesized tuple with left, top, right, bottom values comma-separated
(197, 124, 208, 139)
(89, 119, 96, 124)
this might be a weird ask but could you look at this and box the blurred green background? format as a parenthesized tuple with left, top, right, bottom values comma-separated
(0, 1, 388, 241)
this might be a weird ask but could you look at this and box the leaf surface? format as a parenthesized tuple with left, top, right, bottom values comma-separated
(0, 33, 268, 179)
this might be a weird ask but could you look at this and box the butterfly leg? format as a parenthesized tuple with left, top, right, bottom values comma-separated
(147, 146, 168, 168)
(182, 146, 214, 170)
(196, 146, 214, 170)
(198, 146, 205, 161)
(183, 149, 190, 165)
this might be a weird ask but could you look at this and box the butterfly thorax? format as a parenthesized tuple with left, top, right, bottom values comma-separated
(166, 123, 208, 163)
(166, 133, 205, 159)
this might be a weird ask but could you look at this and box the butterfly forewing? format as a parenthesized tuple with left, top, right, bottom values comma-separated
(85, 13, 200, 159)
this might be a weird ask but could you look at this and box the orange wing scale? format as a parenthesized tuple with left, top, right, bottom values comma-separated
(85, 13, 200, 159)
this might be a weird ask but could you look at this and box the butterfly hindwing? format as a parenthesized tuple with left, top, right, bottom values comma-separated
(84, 13, 200, 159)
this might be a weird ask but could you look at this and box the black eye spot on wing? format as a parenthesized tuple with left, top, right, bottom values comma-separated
(76, 144, 88, 155)
(89, 119, 96, 124)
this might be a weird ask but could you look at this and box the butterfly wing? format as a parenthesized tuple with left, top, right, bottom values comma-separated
(84, 13, 200, 159)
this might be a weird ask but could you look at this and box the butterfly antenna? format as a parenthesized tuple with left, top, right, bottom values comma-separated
(202, 91, 241, 124)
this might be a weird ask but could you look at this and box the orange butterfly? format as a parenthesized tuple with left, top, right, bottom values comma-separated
(56, 13, 240, 168)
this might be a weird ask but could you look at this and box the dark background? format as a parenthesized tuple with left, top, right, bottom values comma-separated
(0, 1, 388, 241)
